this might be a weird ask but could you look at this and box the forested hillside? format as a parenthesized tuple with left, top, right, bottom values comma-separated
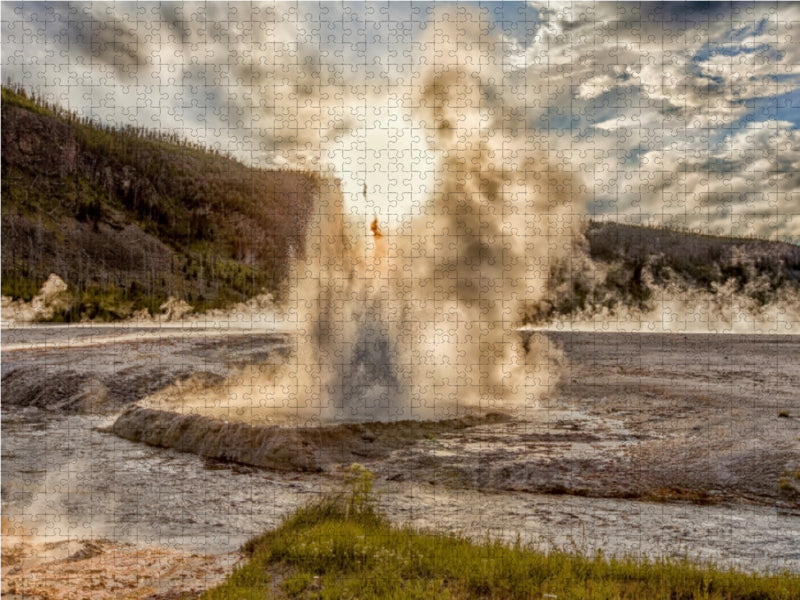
(532, 220, 800, 322)
(1, 85, 318, 320)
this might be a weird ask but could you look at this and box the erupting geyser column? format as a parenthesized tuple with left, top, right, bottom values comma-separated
(284, 176, 406, 422)
(278, 13, 585, 423)
(389, 144, 584, 418)
(384, 15, 585, 419)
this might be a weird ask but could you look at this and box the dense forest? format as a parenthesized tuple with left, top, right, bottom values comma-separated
(1, 85, 319, 320)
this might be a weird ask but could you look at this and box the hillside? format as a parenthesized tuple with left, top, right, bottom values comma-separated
(1, 86, 319, 320)
(3, 86, 799, 324)
(532, 220, 800, 323)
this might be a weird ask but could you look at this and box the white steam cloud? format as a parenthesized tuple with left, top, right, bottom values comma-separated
(243, 11, 582, 421)
(141, 9, 585, 422)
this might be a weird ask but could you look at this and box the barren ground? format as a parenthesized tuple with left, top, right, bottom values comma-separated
(3, 326, 799, 597)
(381, 331, 800, 507)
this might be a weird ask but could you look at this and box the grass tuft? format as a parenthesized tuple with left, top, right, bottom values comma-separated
(203, 465, 799, 599)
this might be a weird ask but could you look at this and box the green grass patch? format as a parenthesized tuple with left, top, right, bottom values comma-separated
(203, 465, 800, 600)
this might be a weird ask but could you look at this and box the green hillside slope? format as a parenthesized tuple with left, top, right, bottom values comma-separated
(1, 85, 319, 320)
(3, 86, 798, 323)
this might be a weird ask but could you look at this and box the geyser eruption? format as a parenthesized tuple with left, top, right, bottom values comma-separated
(139, 11, 585, 425)
(264, 18, 585, 423)
(284, 176, 408, 422)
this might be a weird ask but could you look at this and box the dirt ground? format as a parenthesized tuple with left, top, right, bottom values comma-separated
(0, 326, 288, 413)
(95, 330, 800, 508)
(557, 332, 799, 505)
(1, 518, 235, 600)
(5, 328, 798, 507)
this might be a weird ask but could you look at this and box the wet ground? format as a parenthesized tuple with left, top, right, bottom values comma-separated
(0, 324, 289, 412)
(2, 325, 800, 597)
(381, 331, 800, 508)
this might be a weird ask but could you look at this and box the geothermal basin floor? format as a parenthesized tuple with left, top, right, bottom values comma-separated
(2, 326, 799, 596)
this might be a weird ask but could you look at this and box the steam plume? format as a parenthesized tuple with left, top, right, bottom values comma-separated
(142, 9, 586, 423)
(264, 13, 585, 421)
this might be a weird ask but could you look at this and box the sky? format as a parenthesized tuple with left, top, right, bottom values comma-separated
(3, 1, 799, 242)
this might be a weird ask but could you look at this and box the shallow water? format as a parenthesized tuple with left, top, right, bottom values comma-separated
(3, 404, 799, 572)
(1, 406, 324, 552)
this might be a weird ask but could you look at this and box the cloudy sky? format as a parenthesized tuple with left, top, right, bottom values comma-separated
(3, 2, 799, 241)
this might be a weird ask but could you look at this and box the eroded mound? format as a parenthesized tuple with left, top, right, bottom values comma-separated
(109, 406, 512, 472)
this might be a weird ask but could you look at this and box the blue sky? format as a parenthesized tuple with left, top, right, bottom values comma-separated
(2, 1, 799, 241)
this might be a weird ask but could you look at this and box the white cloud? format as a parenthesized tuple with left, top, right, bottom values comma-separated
(2, 1, 799, 239)
(630, 120, 800, 240)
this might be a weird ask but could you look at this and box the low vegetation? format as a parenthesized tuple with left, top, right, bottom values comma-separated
(203, 465, 799, 600)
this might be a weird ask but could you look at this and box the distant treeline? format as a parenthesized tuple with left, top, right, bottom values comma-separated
(531, 220, 800, 322)
(4, 83, 798, 322)
(4, 82, 240, 159)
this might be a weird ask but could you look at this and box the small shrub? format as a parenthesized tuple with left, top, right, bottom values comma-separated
(0, 270, 42, 301)
(778, 477, 796, 494)
(343, 463, 380, 522)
